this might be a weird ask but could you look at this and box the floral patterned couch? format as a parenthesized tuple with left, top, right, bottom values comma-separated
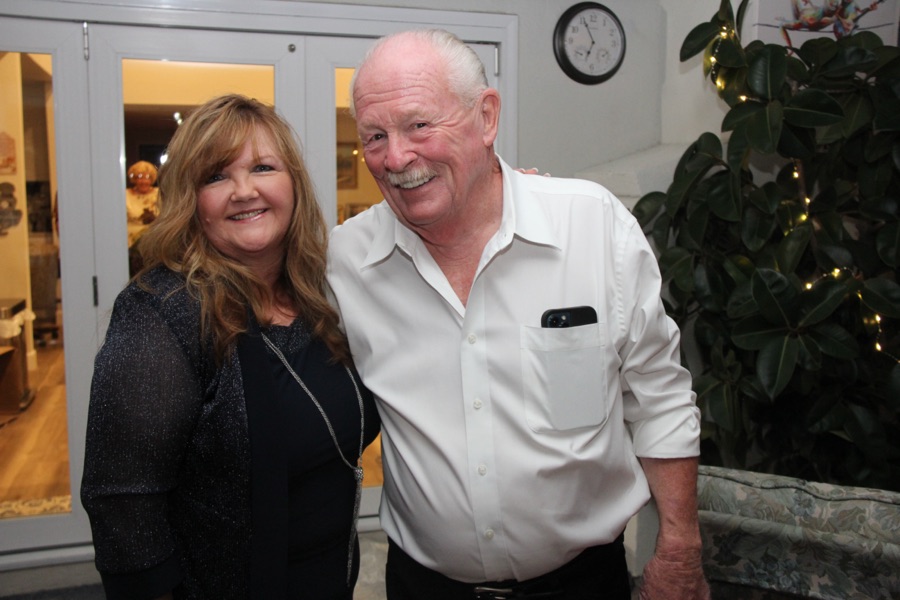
(697, 465, 900, 599)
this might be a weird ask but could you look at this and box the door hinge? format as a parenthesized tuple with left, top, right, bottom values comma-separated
(83, 22, 89, 60)
(92, 276, 98, 307)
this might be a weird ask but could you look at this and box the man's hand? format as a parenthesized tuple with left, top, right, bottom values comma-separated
(639, 544, 709, 600)
(514, 167, 550, 176)
(637, 456, 710, 599)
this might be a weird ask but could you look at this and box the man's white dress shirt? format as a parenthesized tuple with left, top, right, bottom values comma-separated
(327, 157, 700, 583)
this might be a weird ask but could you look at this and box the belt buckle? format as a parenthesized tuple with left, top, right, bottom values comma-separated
(474, 585, 515, 599)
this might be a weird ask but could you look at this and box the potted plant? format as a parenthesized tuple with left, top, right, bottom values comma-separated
(633, 0, 900, 491)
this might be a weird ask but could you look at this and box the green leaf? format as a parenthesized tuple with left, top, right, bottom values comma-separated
(651, 213, 672, 253)
(757, 335, 800, 399)
(735, 0, 750, 36)
(840, 93, 874, 138)
(752, 268, 799, 326)
(732, 315, 788, 350)
(695, 131, 724, 160)
(722, 102, 763, 132)
(864, 133, 896, 162)
(707, 171, 742, 222)
(712, 36, 746, 69)
(808, 323, 859, 359)
(821, 46, 879, 79)
(777, 123, 815, 160)
(695, 263, 727, 312)
(704, 380, 737, 433)
(747, 45, 787, 100)
(717, 0, 735, 24)
(726, 280, 757, 319)
(799, 279, 849, 327)
(783, 89, 844, 127)
(723, 255, 754, 284)
(747, 101, 784, 154)
(796, 332, 823, 370)
(815, 243, 855, 270)
(860, 277, 900, 318)
(632, 191, 666, 227)
(682, 22, 722, 62)
(876, 222, 900, 268)
(859, 195, 900, 221)
(798, 37, 838, 69)
(680, 204, 709, 251)
(869, 46, 900, 79)
(776, 222, 812, 273)
(741, 205, 777, 252)
(858, 157, 893, 200)
(659, 246, 695, 292)
(749, 182, 781, 214)
(726, 124, 751, 173)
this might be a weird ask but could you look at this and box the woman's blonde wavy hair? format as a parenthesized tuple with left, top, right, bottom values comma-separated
(137, 94, 348, 364)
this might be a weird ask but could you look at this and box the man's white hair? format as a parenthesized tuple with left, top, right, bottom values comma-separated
(349, 28, 489, 118)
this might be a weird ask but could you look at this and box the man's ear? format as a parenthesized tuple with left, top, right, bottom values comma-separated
(480, 88, 501, 148)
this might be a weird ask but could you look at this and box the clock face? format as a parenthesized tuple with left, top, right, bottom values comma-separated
(554, 3, 626, 84)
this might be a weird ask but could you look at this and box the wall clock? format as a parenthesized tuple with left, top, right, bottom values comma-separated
(553, 2, 626, 85)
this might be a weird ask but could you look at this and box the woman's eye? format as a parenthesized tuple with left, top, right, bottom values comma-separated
(204, 173, 224, 185)
(253, 164, 274, 173)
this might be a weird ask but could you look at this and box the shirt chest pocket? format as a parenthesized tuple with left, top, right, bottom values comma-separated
(520, 324, 609, 432)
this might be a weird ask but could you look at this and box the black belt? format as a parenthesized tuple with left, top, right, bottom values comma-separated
(473, 580, 562, 599)
(387, 534, 627, 600)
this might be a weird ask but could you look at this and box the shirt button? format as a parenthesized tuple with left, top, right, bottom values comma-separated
(473, 399, 483, 409)
(484, 529, 495, 540)
(477, 464, 487, 476)
(467, 333, 477, 344)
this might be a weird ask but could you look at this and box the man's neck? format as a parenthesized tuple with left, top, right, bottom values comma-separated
(416, 169, 503, 306)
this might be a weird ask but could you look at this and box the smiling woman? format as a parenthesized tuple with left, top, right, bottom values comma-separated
(81, 94, 380, 600)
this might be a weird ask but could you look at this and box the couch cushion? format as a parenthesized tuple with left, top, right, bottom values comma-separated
(697, 466, 900, 599)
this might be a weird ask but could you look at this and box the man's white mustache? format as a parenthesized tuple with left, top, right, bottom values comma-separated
(386, 166, 437, 189)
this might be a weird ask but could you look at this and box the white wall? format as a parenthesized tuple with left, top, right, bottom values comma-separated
(659, 0, 733, 144)
(321, 0, 669, 177)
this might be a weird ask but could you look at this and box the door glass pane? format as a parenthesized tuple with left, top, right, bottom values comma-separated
(335, 67, 380, 226)
(123, 59, 275, 276)
(335, 67, 383, 488)
(0, 51, 70, 519)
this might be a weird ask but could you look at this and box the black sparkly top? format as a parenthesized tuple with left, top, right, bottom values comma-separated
(81, 266, 379, 599)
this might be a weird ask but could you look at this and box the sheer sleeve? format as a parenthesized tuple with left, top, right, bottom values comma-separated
(81, 284, 205, 597)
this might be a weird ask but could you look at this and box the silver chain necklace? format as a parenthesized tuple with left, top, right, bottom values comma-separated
(260, 332, 365, 586)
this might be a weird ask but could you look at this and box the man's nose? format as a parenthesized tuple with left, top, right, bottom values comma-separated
(384, 136, 415, 173)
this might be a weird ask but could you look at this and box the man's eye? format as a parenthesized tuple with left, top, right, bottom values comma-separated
(414, 122, 427, 129)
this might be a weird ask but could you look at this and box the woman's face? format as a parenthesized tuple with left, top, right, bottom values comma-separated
(196, 130, 295, 276)
(131, 171, 155, 194)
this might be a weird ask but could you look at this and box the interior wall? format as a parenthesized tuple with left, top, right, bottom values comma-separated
(315, 0, 667, 178)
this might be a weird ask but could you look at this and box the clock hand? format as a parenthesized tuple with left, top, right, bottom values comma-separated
(581, 16, 596, 57)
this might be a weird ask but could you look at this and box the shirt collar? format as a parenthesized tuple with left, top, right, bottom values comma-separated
(360, 155, 562, 268)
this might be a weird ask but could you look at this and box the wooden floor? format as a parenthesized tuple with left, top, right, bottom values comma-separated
(0, 342, 70, 507)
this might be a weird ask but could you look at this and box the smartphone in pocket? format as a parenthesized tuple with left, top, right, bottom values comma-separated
(541, 306, 598, 328)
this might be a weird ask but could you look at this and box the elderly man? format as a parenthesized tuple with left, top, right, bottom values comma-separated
(327, 29, 709, 600)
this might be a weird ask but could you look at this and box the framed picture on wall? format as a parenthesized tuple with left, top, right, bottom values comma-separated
(744, 0, 899, 47)
(337, 142, 358, 189)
